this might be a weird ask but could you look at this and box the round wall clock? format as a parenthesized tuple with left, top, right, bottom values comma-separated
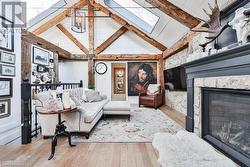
(95, 62, 107, 75)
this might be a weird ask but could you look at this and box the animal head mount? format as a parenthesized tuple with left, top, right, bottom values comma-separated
(191, 0, 230, 51)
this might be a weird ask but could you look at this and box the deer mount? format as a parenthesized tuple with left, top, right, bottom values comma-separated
(192, 0, 230, 51)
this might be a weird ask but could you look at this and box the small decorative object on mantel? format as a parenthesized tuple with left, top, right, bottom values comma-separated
(229, 7, 250, 44)
(192, 0, 230, 52)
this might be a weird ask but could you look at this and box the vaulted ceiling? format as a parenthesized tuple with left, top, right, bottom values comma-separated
(27, 0, 235, 54)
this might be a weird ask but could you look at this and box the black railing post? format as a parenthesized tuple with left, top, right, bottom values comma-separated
(79, 80, 83, 87)
(21, 78, 32, 144)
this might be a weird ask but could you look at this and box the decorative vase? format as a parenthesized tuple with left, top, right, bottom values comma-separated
(62, 92, 71, 109)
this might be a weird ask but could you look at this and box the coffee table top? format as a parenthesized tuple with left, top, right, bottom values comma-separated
(37, 107, 79, 115)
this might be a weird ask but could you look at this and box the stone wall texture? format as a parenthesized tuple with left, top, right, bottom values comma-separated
(193, 75, 250, 136)
(164, 48, 188, 70)
(165, 90, 187, 116)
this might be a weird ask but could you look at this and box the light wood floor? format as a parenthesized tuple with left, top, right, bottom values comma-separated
(0, 106, 185, 167)
(0, 137, 160, 167)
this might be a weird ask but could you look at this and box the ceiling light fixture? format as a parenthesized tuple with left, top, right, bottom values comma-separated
(71, 8, 86, 33)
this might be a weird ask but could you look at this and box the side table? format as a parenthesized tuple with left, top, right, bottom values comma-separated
(38, 108, 78, 160)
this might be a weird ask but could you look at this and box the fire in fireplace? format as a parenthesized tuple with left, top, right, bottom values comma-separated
(202, 88, 250, 167)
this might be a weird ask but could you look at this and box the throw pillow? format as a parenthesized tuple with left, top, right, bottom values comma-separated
(44, 98, 63, 112)
(85, 90, 102, 102)
(100, 94, 107, 100)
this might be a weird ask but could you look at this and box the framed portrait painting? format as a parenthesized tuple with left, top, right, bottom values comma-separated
(33, 46, 50, 66)
(0, 99, 11, 119)
(0, 16, 14, 52)
(0, 78, 12, 98)
(128, 62, 157, 96)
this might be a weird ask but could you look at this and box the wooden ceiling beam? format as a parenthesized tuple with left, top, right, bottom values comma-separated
(146, 0, 199, 29)
(89, 0, 167, 51)
(95, 26, 128, 54)
(21, 29, 71, 59)
(56, 23, 89, 55)
(32, 0, 87, 35)
(163, 31, 199, 59)
(95, 54, 161, 61)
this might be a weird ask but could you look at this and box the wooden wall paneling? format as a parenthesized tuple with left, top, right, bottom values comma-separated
(56, 24, 89, 55)
(95, 54, 161, 61)
(21, 40, 32, 82)
(89, 0, 167, 51)
(21, 30, 71, 59)
(163, 31, 199, 59)
(32, 0, 87, 35)
(94, 26, 128, 54)
(146, 0, 199, 29)
(88, 3, 95, 85)
(158, 55, 165, 105)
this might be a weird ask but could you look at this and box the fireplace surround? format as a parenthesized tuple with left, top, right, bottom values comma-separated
(184, 43, 250, 166)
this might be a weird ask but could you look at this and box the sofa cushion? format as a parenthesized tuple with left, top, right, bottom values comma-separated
(85, 90, 102, 102)
(80, 99, 109, 123)
(103, 101, 130, 111)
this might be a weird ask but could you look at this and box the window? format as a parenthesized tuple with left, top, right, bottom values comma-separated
(104, 0, 159, 34)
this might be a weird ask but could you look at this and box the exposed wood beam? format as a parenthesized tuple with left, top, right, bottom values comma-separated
(32, 0, 87, 35)
(95, 54, 161, 61)
(89, 0, 167, 51)
(56, 24, 89, 55)
(163, 31, 199, 59)
(21, 29, 71, 59)
(146, 0, 199, 29)
(88, 2, 95, 85)
(95, 26, 128, 54)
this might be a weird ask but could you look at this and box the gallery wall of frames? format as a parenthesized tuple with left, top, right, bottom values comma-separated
(31, 45, 56, 84)
(0, 16, 15, 120)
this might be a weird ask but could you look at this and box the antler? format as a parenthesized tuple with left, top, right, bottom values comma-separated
(192, 0, 229, 51)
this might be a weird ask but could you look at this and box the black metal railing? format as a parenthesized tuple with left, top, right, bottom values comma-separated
(21, 79, 83, 144)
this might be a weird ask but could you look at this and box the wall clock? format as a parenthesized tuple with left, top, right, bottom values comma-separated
(95, 62, 107, 75)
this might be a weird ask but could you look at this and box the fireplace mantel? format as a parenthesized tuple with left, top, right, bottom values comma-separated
(184, 43, 250, 132)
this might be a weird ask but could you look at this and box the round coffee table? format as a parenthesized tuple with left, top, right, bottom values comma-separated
(38, 108, 78, 160)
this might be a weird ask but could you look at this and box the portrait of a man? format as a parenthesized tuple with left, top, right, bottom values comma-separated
(128, 62, 157, 96)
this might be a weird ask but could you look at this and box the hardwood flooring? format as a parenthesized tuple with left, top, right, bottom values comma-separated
(0, 138, 160, 167)
(160, 105, 186, 128)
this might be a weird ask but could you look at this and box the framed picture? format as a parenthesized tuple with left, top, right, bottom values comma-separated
(0, 16, 14, 52)
(0, 99, 11, 119)
(0, 64, 15, 76)
(0, 78, 12, 97)
(33, 46, 50, 66)
(0, 51, 15, 64)
(113, 67, 126, 94)
(128, 62, 157, 96)
(37, 65, 46, 73)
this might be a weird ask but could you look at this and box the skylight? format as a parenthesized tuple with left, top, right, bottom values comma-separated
(23, 0, 61, 21)
(104, 0, 159, 34)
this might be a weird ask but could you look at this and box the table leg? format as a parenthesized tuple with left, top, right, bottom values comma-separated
(48, 132, 60, 160)
(63, 131, 76, 147)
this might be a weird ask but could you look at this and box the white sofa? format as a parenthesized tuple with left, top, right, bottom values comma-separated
(35, 88, 109, 138)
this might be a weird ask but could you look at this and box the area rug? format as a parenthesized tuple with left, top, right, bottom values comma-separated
(72, 106, 183, 142)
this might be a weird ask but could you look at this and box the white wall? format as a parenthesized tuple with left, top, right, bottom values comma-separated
(58, 60, 88, 87)
(0, 30, 22, 144)
(95, 60, 158, 104)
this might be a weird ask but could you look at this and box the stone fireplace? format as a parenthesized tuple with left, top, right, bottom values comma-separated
(185, 43, 250, 166)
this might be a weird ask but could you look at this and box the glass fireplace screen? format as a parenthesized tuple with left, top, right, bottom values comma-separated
(202, 88, 250, 161)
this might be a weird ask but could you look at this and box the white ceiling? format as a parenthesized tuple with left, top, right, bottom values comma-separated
(29, 0, 236, 49)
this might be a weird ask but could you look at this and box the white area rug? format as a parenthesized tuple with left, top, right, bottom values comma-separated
(72, 106, 183, 142)
(152, 131, 237, 167)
